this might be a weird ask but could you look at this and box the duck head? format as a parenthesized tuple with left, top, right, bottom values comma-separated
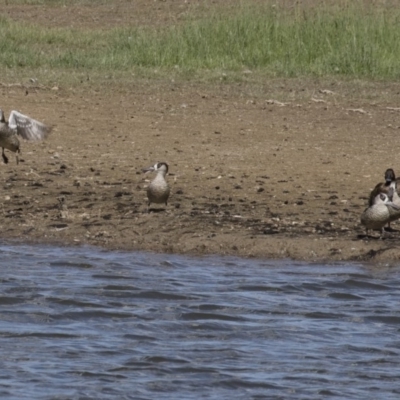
(384, 168, 396, 183)
(142, 162, 169, 175)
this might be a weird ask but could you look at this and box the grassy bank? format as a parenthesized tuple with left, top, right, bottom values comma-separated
(1, 2, 400, 85)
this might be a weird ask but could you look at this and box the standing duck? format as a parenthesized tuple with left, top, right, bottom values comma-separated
(361, 188, 400, 238)
(142, 162, 170, 211)
(0, 109, 52, 164)
(368, 168, 400, 228)
(368, 168, 400, 206)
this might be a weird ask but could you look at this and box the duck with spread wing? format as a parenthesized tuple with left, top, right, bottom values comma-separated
(0, 109, 52, 164)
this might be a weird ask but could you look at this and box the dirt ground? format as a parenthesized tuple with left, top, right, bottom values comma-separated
(2, 0, 400, 263)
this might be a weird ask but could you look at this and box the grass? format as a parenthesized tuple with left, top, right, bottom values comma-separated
(1, 2, 400, 85)
(3, 0, 110, 4)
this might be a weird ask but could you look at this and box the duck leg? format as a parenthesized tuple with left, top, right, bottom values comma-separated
(15, 149, 20, 165)
(2, 148, 8, 164)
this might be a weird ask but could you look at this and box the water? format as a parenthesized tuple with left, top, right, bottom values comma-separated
(0, 243, 399, 399)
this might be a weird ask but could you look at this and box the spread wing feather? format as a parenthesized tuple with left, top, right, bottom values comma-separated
(8, 110, 52, 141)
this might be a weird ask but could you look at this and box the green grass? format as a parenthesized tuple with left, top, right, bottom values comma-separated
(4, 0, 110, 5)
(1, 2, 400, 84)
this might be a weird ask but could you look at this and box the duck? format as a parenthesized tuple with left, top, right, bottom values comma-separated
(0, 109, 52, 164)
(361, 188, 400, 238)
(142, 162, 170, 211)
(368, 168, 400, 228)
(368, 168, 400, 206)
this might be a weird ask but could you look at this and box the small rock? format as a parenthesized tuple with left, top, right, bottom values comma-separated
(80, 213, 90, 221)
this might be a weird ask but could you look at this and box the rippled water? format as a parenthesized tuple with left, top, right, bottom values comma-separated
(0, 243, 400, 399)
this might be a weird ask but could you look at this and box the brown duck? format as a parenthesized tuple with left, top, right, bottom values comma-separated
(368, 168, 400, 228)
(142, 162, 170, 211)
(368, 168, 400, 206)
(0, 109, 51, 164)
(361, 188, 400, 238)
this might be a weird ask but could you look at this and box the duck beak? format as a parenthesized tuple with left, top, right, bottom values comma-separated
(142, 166, 155, 174)
(389, 203, 400, 210)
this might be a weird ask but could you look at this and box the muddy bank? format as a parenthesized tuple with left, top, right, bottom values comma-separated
(1, 79, 400, 263)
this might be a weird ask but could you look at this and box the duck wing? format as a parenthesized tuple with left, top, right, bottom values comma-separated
(8, 110, 52, 141)
(369, 182, 384, 206)
(368, 180, 396, 206)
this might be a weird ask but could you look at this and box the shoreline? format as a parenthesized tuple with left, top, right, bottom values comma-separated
(1, 227, 397, 264)
(1, 81, 400, 265)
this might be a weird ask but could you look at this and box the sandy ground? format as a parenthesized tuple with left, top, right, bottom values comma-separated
(2, 0, 400, 263)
